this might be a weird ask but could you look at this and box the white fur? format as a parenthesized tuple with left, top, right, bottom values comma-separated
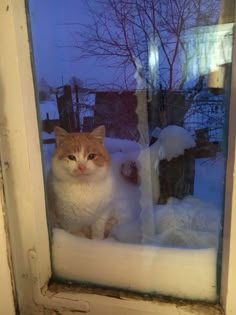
(49, 151, 113, 239)
(50, 153, 140, 238)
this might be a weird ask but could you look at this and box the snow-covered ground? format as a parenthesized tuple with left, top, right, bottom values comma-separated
(41, 125, 224, 301)
(194, 156, 225, 208)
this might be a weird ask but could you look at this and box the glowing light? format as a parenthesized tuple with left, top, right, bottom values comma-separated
(149, 45, 159, 69)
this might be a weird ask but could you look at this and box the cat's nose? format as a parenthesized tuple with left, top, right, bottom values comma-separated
(78, 164, 87, 172)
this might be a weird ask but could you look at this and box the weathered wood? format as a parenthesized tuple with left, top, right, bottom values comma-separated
(42, 138, 56, 145)
(158, 140, 219, 204)
(192, 141, 219, 158)
(94, 91, 139, 141)
(56, 85, 76, 132)
(42, 118, 60, 133)
(158, 150, 195, 204)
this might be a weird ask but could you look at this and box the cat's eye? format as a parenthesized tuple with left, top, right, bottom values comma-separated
(67, 155, 77, 161)
(87, 153, 96, 160)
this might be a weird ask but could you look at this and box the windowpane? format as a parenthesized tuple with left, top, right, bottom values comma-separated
(27, 0, 235, 302)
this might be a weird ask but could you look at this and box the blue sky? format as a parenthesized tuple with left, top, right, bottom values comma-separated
(28, 0, 117, 88)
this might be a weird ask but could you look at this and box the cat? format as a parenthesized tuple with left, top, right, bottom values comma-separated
(47, 125, 150, 242)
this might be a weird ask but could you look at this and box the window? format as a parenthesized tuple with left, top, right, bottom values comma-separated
(1, 0, 236, 314)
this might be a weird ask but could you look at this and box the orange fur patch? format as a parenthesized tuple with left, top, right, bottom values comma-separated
(55, 131, 110, 167)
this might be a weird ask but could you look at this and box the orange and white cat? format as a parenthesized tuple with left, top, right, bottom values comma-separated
(47, 125, 142, 241)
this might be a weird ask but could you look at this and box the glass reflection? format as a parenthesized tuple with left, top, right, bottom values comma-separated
(27, 0, 234, 301)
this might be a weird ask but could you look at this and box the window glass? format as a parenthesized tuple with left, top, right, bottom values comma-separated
(27, 0, 235, 302)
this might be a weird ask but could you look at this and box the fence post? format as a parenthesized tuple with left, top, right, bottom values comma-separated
(56, 85, 76, 132)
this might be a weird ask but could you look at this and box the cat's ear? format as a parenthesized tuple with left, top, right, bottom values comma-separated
(90, 125, 105, 143)
(54, 126, 68, 146)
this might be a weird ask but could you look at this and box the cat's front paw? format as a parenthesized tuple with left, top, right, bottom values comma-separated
(104, 216, 118, 238)
(121, 161, 140, 185)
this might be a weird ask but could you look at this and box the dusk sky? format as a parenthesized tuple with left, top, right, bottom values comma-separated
(28, 0, 120, 88)
(28, 0, 225, 92)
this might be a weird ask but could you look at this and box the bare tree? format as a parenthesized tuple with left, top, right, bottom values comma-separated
(70, 0, 220, 91)
(67, 76, 84, 93)
(68, 76, 84, 88)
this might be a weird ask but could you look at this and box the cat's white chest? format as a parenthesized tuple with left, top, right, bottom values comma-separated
(58, 179, 112, 209)
(52, 176, 114, 232)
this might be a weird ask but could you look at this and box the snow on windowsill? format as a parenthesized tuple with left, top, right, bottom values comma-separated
(52, 227, 217, 301)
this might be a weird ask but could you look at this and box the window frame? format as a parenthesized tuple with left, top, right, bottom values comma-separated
(0, 170, 15, 315)
(0, 0, 235, 314)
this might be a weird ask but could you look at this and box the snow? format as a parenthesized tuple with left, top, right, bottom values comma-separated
(52, 228, 217, 301)
(151, 126, 162, 139)
(157, 125, 196, 161)
(194, 156, 225, 208)
(42, 131, 54, 140)
(77, 92, 95, 107)
(151, 196, 220, 249)
(40, 100, 59, 120)
(41, 125, 223, 301)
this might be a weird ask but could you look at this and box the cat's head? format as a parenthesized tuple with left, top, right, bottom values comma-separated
(51, 126, 110, 182)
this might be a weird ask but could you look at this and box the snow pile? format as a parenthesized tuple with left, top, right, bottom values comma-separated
(194, 156, 225, 208)
(151, 126, 162, 139)
(52, 228, 217, 301)
(157, 125, 196, 161)
(148, 196, 221, 248)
